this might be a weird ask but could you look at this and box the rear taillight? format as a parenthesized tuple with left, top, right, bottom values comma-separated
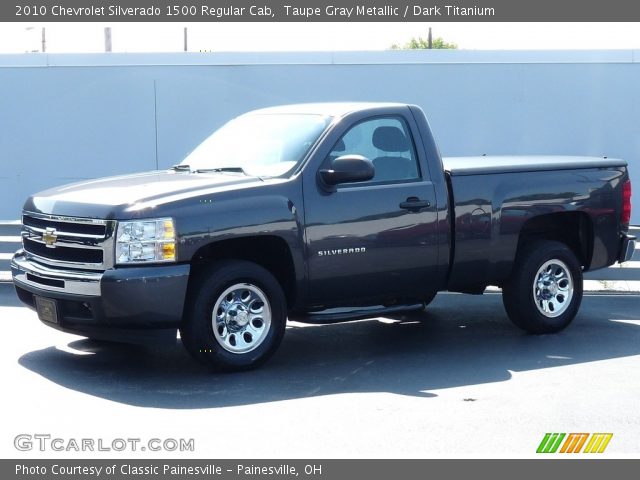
(622, 179, 632, 227)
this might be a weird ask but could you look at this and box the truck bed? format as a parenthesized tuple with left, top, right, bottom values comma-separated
(443, 155, 627, 176)
(444, 156, 628, 293)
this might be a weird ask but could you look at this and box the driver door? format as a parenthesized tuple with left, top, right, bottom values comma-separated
(303, 114, 439, 306)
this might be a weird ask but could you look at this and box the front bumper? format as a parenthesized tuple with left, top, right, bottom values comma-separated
(11, 251, 190, 342)
(618, 234, 636, 263)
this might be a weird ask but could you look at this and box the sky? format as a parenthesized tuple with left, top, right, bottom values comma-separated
(2, 22, 640, 53)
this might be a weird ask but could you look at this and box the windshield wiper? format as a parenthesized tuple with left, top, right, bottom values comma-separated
(170, 164, 192, 172)
(194, 167, 248, 175)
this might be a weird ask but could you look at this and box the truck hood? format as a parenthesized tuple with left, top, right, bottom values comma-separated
(24, 170, 266, 219)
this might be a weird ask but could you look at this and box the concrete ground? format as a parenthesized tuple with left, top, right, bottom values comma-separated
(1, 283, 639, 459)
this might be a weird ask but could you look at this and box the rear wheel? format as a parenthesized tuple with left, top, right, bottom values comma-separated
(502, 240, 583, 334)
(180, 260, 287, 371)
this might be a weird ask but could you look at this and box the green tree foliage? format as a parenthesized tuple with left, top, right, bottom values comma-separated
(391, 36, 458, 50)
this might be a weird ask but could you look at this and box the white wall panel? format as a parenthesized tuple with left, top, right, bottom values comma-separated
(1, 51, 638, 222)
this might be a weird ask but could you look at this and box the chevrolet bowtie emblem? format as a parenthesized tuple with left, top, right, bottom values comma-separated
(42, 227, 58, 248)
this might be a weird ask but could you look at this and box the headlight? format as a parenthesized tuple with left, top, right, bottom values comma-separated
(116, 218, 176, 264)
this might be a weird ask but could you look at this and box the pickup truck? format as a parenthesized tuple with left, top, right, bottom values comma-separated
(12, 103, 636, 371)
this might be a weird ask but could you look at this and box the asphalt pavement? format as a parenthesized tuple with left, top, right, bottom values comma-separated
(1, 282, 639, 458)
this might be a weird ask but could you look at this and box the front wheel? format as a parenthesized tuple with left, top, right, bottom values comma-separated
(180, 260, 287, 372)
(502, 240, 583, 334)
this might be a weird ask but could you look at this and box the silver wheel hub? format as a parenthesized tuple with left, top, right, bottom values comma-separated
(533, 259, 574, 318)
(212, 283, 272, 354)
(537, 273, 559, 298)
(225, 303, 250, 331)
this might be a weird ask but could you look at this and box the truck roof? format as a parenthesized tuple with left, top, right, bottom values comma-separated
(249, 102, 408, 117)
(443, 155, 627, 176)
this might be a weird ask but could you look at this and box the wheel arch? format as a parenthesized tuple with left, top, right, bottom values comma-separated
(187, 235, 298, 311)
(514, 211, 594, 270)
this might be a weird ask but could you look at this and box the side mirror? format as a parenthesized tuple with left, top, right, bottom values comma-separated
(319, 155, 375, 187)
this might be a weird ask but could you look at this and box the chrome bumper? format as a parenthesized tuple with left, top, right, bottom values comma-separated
(618, 235, 636, 264)
(11, 251, 102, 296)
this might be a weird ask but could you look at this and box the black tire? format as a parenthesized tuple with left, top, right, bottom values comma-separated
(502, 240, 583, 334)
(180, 260, 287, 372)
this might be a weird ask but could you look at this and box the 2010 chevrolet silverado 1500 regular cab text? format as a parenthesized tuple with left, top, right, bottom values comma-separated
(12, 103, 636, 371)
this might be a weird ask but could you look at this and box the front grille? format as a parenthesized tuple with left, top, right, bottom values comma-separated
(22, 212, 115, 270)
(23, 215, 106, 236)
(23, 238, 103, 264)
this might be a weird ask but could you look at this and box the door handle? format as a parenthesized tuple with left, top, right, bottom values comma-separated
(399, 197, 431, 212)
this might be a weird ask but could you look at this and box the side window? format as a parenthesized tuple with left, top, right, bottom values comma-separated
(328, 117, 420, 184)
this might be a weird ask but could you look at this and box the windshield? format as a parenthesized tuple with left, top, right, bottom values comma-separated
(181, 113, 332, 177)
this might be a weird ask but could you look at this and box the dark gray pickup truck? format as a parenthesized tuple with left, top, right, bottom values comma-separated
(12, 103, 635, 371)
